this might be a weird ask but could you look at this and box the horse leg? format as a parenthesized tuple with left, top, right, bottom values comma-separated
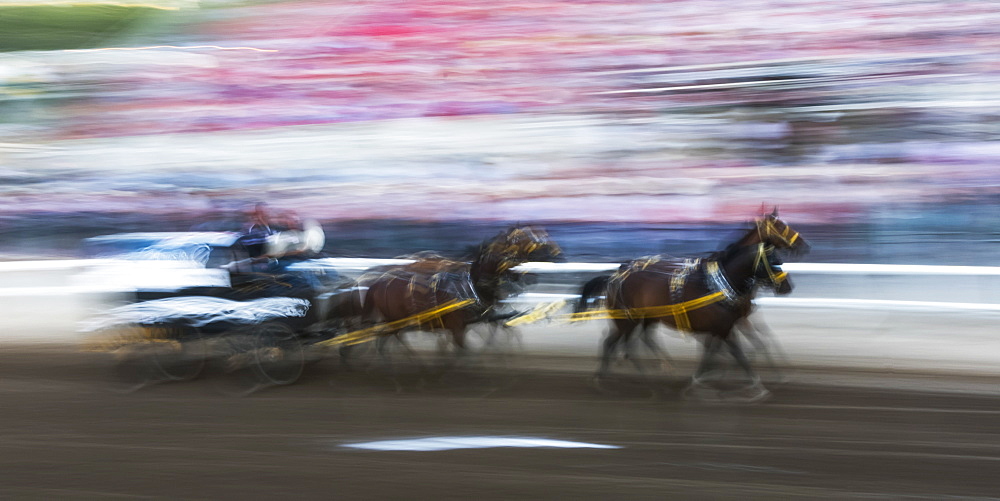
(683, 335, 725, 399)
(740, 315, 790, 382)
(597, 319, 633, 378)
(722, 335, 769, 401)
(735, 318, 768, 376)
(502, 323, 523, 351)
(620, 323, 653, 381)
(691, 335, 723, 385)
(638, 320, 675, 373)
(482, 321, 522, 367)
(621, 323, 646, 366)
(735, 317, 763, 363)
(450, 324, 468, 357)
(374, 333, 407, 393)
(624, 322, 664, 379)
(434, 315, 469, 373)
(483, 321, 501, 349)
(722, 335, 758, 382)
(375, 334, 393, 362)
(623, 323, 646, 372)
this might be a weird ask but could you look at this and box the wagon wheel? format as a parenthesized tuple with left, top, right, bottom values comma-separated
(213, 331, 262, 396)
(213, 322, 305, 396)
(147, 326, 207, 382)
(110, 346, 160, 393)
(108, 324, 204, 392)
(250, 321, 305, 386)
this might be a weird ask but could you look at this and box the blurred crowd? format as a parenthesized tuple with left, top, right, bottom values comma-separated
(1, 0, 998, 238)
(1, 0, 997, 142)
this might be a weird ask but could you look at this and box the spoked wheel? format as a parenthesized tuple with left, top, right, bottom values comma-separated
(251, 322, 305, 386)
(213, 333, 260, 396)
(108, 325, 206, 393)
(148, 327, 207, 382)
(110, 344, 164, 393)
(214, 322, 304, 396)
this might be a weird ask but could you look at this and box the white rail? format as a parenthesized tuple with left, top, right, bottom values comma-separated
(0, 259, 998, 314)
(507, 293, 1000, 314)
(780, 263, 1000, 276)
(1, 258, 998, 276)
(511, 262, 1000, 276)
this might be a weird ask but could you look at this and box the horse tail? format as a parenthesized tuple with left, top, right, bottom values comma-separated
(576, 275, 611, 313)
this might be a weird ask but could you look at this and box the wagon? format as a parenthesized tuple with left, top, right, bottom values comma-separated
(80, 229, 350, 393)
(83, 296, 314, 394)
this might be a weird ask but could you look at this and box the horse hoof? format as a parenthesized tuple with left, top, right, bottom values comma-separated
(591, 374, 612, 394)
(747, 387, 772, 403)
(682, 381, 720, 402)
(725, 384, 771, 404)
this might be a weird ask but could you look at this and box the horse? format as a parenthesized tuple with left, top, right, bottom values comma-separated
(620, 246, 793, 377)
(575, 210, 809, 400)
(353, 225, 562, 364)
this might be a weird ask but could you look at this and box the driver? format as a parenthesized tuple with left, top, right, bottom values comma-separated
(240, 202, 276, 259)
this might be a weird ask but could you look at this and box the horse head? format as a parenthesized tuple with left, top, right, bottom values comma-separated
(470, 225, 561, 303)
(754, 208, 810, 256)
(506, 225, 563, 263)
(753, 243, 793, 295)
(482, 225, 562, 269)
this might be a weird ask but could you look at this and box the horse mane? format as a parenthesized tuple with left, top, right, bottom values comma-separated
(706, 222, 756, 262)
(704, 242, 741, 263)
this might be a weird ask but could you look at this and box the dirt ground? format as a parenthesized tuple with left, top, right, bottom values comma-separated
(2, 345, 1000, 500)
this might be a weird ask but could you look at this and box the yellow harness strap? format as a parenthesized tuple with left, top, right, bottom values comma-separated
(318, 298, 475, 347)
(564, 291, 726, 325)
(504, 300, 567, 327)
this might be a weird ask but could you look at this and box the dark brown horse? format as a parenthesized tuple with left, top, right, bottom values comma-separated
(576, 210, 809, 399)
(601, 247, 793, 377)
(357, 226, 562, 357)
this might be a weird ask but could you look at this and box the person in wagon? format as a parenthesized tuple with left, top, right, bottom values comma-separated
(239, 202, 277, 259)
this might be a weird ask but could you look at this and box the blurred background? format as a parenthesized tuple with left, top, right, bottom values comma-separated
(1, 0, 997, 263)
(4, 3, 1000, 499)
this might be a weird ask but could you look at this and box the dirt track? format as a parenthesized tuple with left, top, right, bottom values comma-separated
(2, 345, 1000, 500)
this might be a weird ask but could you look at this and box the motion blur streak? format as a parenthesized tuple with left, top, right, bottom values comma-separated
(2, 0, 1000, 499)
(341, 437, 622, 451)
(0, 2, 180, 9)
(65, 45, 279, 53)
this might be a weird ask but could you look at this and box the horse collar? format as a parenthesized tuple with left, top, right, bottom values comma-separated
(704, 260, 738, 304)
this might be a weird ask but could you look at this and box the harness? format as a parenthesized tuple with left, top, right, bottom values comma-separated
(670, 258, 697, 302)
(318, 298, 475, 348)
(567, 243, 785, 332)
(326, 226, 558, 344)
(508, 218, 797, 329)
(757, 217, 800, 247)
(753, 243, 789, 286)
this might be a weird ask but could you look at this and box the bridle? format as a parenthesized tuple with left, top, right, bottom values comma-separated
(495, 227, 560, 268)
(751, 243, 788, 288)
(756, 217, 800, 248)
